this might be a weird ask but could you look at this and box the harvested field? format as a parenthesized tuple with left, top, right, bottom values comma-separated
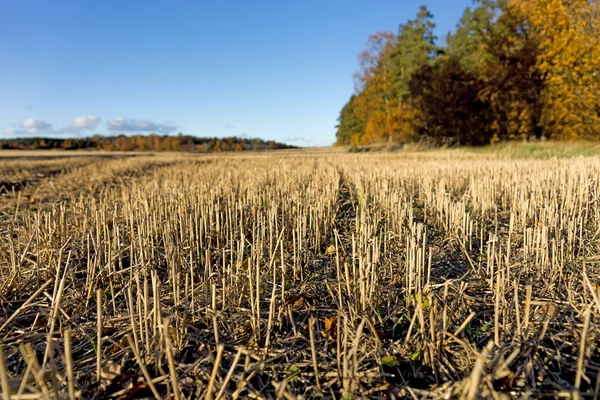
(0, 151, 599, 399)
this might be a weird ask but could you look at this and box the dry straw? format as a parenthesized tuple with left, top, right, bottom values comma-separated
(0, 151, 598, 398)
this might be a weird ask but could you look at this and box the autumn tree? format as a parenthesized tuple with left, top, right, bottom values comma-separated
(390, 5, 439, 142)
(336, 7, 440, 146)
(511, 0, 600, 139)
(335, 0, 600, 146)
(352, 31, 398, 144)
(63, 138, 76, 150)
(477, 4, 545, 141)
(409, 54, 493, 145)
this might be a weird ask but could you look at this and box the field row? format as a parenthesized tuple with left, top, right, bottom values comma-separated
(0, 152, 598, 399)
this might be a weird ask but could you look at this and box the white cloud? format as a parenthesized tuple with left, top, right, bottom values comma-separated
(4, 116, 180, 136)
(57, 116, 100, 133)
(21, 118, 52, 133)
(73, 115, 100, 130)
(284, 136, 310, 143)
(3, 118, 53, 135)
(107, 117, 177, 134)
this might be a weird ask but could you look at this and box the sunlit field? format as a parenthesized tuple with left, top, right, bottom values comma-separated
(0, 149, 599, 399)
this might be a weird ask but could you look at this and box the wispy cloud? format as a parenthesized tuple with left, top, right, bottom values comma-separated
(57, 116, 101, 134)
(107, 117, 178, 134)
(4, 118, 53, 135)
(284, 136, 310, 143)
(4, 116, 179, 136)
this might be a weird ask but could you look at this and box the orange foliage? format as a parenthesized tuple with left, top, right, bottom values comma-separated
(511, 0, 600, 139)
(353, 32, 398, 143)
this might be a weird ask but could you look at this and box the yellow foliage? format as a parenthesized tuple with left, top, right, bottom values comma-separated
(352, 32, 400, 143)
(511, 0, 600, 139)
(395, 101, 421, 142)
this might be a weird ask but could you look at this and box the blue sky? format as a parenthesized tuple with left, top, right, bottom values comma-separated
(0, 1, 472, 146)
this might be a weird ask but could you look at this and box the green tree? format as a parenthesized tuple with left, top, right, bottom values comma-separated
(390, 5, 439, 99)
(336, 95, 365, 145)
(478, 5, 545, 141)
(389, 5, 439, 142)
(446, 1, 507, 73)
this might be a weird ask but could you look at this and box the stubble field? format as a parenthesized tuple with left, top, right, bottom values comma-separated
(0, 149, 599, 399)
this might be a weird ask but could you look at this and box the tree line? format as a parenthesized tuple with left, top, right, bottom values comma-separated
(336, 0, 600, 146)
(0, 134, 295, 152)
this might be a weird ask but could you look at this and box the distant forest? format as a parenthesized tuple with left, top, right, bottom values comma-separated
(0, 134, 295, 152)
(336, 0, 600, 146)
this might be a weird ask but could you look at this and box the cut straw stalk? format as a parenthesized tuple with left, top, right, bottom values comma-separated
(96, 289, 102, 384)
(205, 344, 224, 400)
(1, 151, 599, 398)
(64, 329, 76, 400)
(0, 343, 10, 400)
(0, 278, 53, 332)
(126, 335, 161, 399)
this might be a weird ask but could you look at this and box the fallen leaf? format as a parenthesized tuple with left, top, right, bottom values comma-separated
(284, 293, 318, 310)
(108, 336, 129, 356)
(324, 316, 336, 331)
(410, 350, 423, 362)
(321, 316, 337, 340)
(286, 365, 301, 381)
(381, 355, 398, 367)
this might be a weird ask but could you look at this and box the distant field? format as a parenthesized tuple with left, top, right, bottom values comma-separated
(0, 150, 154, 159)
(3, 141, 599, 159)
(466, 141, 600, 159)
(346, 140, 600, 160)
(0, 149, 598, 399)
